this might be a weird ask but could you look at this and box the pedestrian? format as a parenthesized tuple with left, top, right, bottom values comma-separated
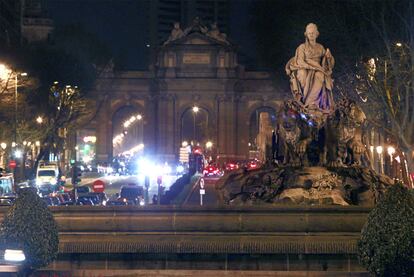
(152, 194, 158, 204)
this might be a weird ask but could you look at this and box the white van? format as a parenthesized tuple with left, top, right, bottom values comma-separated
(36, 163, 60, 192)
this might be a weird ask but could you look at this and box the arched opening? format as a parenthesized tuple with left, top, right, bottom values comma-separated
(112, 106, 144, 157)
(249, 107, 277, 159)
(180, 106, 210, 147)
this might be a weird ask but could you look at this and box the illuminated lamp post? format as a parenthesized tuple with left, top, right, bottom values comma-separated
(387, 146, 396, 177)
(192, 106, 199, 145)
(376, 146, 384, 174)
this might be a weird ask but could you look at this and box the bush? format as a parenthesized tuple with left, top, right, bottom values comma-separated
(0, 187, 59, 274)
(358, 183, 414, 276)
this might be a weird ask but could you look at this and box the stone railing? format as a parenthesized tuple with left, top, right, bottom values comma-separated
(0, 205, 370, 255)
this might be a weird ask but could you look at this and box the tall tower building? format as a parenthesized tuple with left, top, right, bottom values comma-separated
(0, 0, 22, 47)
(148, 0, 230, 48)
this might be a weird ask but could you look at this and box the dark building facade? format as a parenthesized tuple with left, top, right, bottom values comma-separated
(82, 22, 285, 165)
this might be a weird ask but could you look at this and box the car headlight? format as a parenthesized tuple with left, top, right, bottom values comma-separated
(50, 179, 57, 185)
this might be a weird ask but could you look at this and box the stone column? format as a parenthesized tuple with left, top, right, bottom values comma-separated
(156, 94, 176, 162)
(236, 96, 249, 159)
(216, 94, 236, 162)
(143, 96, 157, 157)
(96, 97, 111, 163)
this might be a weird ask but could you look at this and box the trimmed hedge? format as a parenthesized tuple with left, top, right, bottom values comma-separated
(358, 183, 414, 277)
(0, 188, 59, 274)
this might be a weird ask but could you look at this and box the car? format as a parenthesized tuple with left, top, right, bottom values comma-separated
(246, 159, 260, 170)
(56, 193, 74, 206)
(0, 173, 14, 195)
(0, 199, 13, 206)
(76, 196, 94, 206)
(0, 194, 16, 204)
(225, 161, 239, 172)
(203, 164, 222, 177)
(105, 199, 128, 206)
(119, 185, 145, 205)
(41, 195, 61, 206)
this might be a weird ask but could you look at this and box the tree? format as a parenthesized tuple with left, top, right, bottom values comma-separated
(332, 0, 414, 185)
(0, 188, 59, 275)
(0, 24, 111, 176)
(33, 83, 88, 173)
(358, 183, 414, 276)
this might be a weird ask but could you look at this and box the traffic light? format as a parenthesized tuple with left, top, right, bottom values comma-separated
(71, 164, 82, 185)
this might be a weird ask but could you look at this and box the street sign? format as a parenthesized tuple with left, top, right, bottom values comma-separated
(8, 160, 16, 169)
(199, 189, 205, 195)
(92, 180, 105, 193)
(200, 178, 204, 189)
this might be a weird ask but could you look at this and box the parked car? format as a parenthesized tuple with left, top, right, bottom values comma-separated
(56, 193, 74, 206)
(105, 199, 127, 206)
(76, 196, 94, 206)
(0, 199, 13, 206)
(41, 195, 61, 206)
(0, 194, 16, 205)
(119, 185, 145, 205)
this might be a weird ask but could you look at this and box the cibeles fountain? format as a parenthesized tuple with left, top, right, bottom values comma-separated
(218, 23, 393, 206)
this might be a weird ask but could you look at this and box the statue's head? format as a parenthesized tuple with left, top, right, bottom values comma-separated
(304, 23, 319, 40)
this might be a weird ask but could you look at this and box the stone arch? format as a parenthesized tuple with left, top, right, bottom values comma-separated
(111, 103, 145, 157)
(179, 104, 215, 147)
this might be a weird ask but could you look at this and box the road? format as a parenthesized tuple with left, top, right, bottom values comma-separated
(185, 176, 220, 206)
(68, 172, 222, 206)
(74, 173, 179, 203)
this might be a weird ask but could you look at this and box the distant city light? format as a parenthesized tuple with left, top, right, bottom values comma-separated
(146, 44, 150, 48)
(182, 141, 188, 147)
(396, 42, 402, 47)
(206, 141, 213, 148)
(192, 106, 199, 113)
(0, 142, 6, 150)
(36, 116, 43, 124)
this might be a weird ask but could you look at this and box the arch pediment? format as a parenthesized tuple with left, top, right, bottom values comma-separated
(167, 32, 230, 47)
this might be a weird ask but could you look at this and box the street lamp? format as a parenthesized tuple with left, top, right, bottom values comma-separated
(192, 106, 199, 144)
(36, 116, 43, 124)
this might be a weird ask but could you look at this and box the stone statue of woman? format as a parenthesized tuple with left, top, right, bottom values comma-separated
(285, 23, 335, 113)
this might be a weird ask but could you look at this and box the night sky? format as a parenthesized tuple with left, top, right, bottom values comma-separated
(47, 0, 149, 70)
(46, 0, 409, 74)
(47, 0, 256, 70)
